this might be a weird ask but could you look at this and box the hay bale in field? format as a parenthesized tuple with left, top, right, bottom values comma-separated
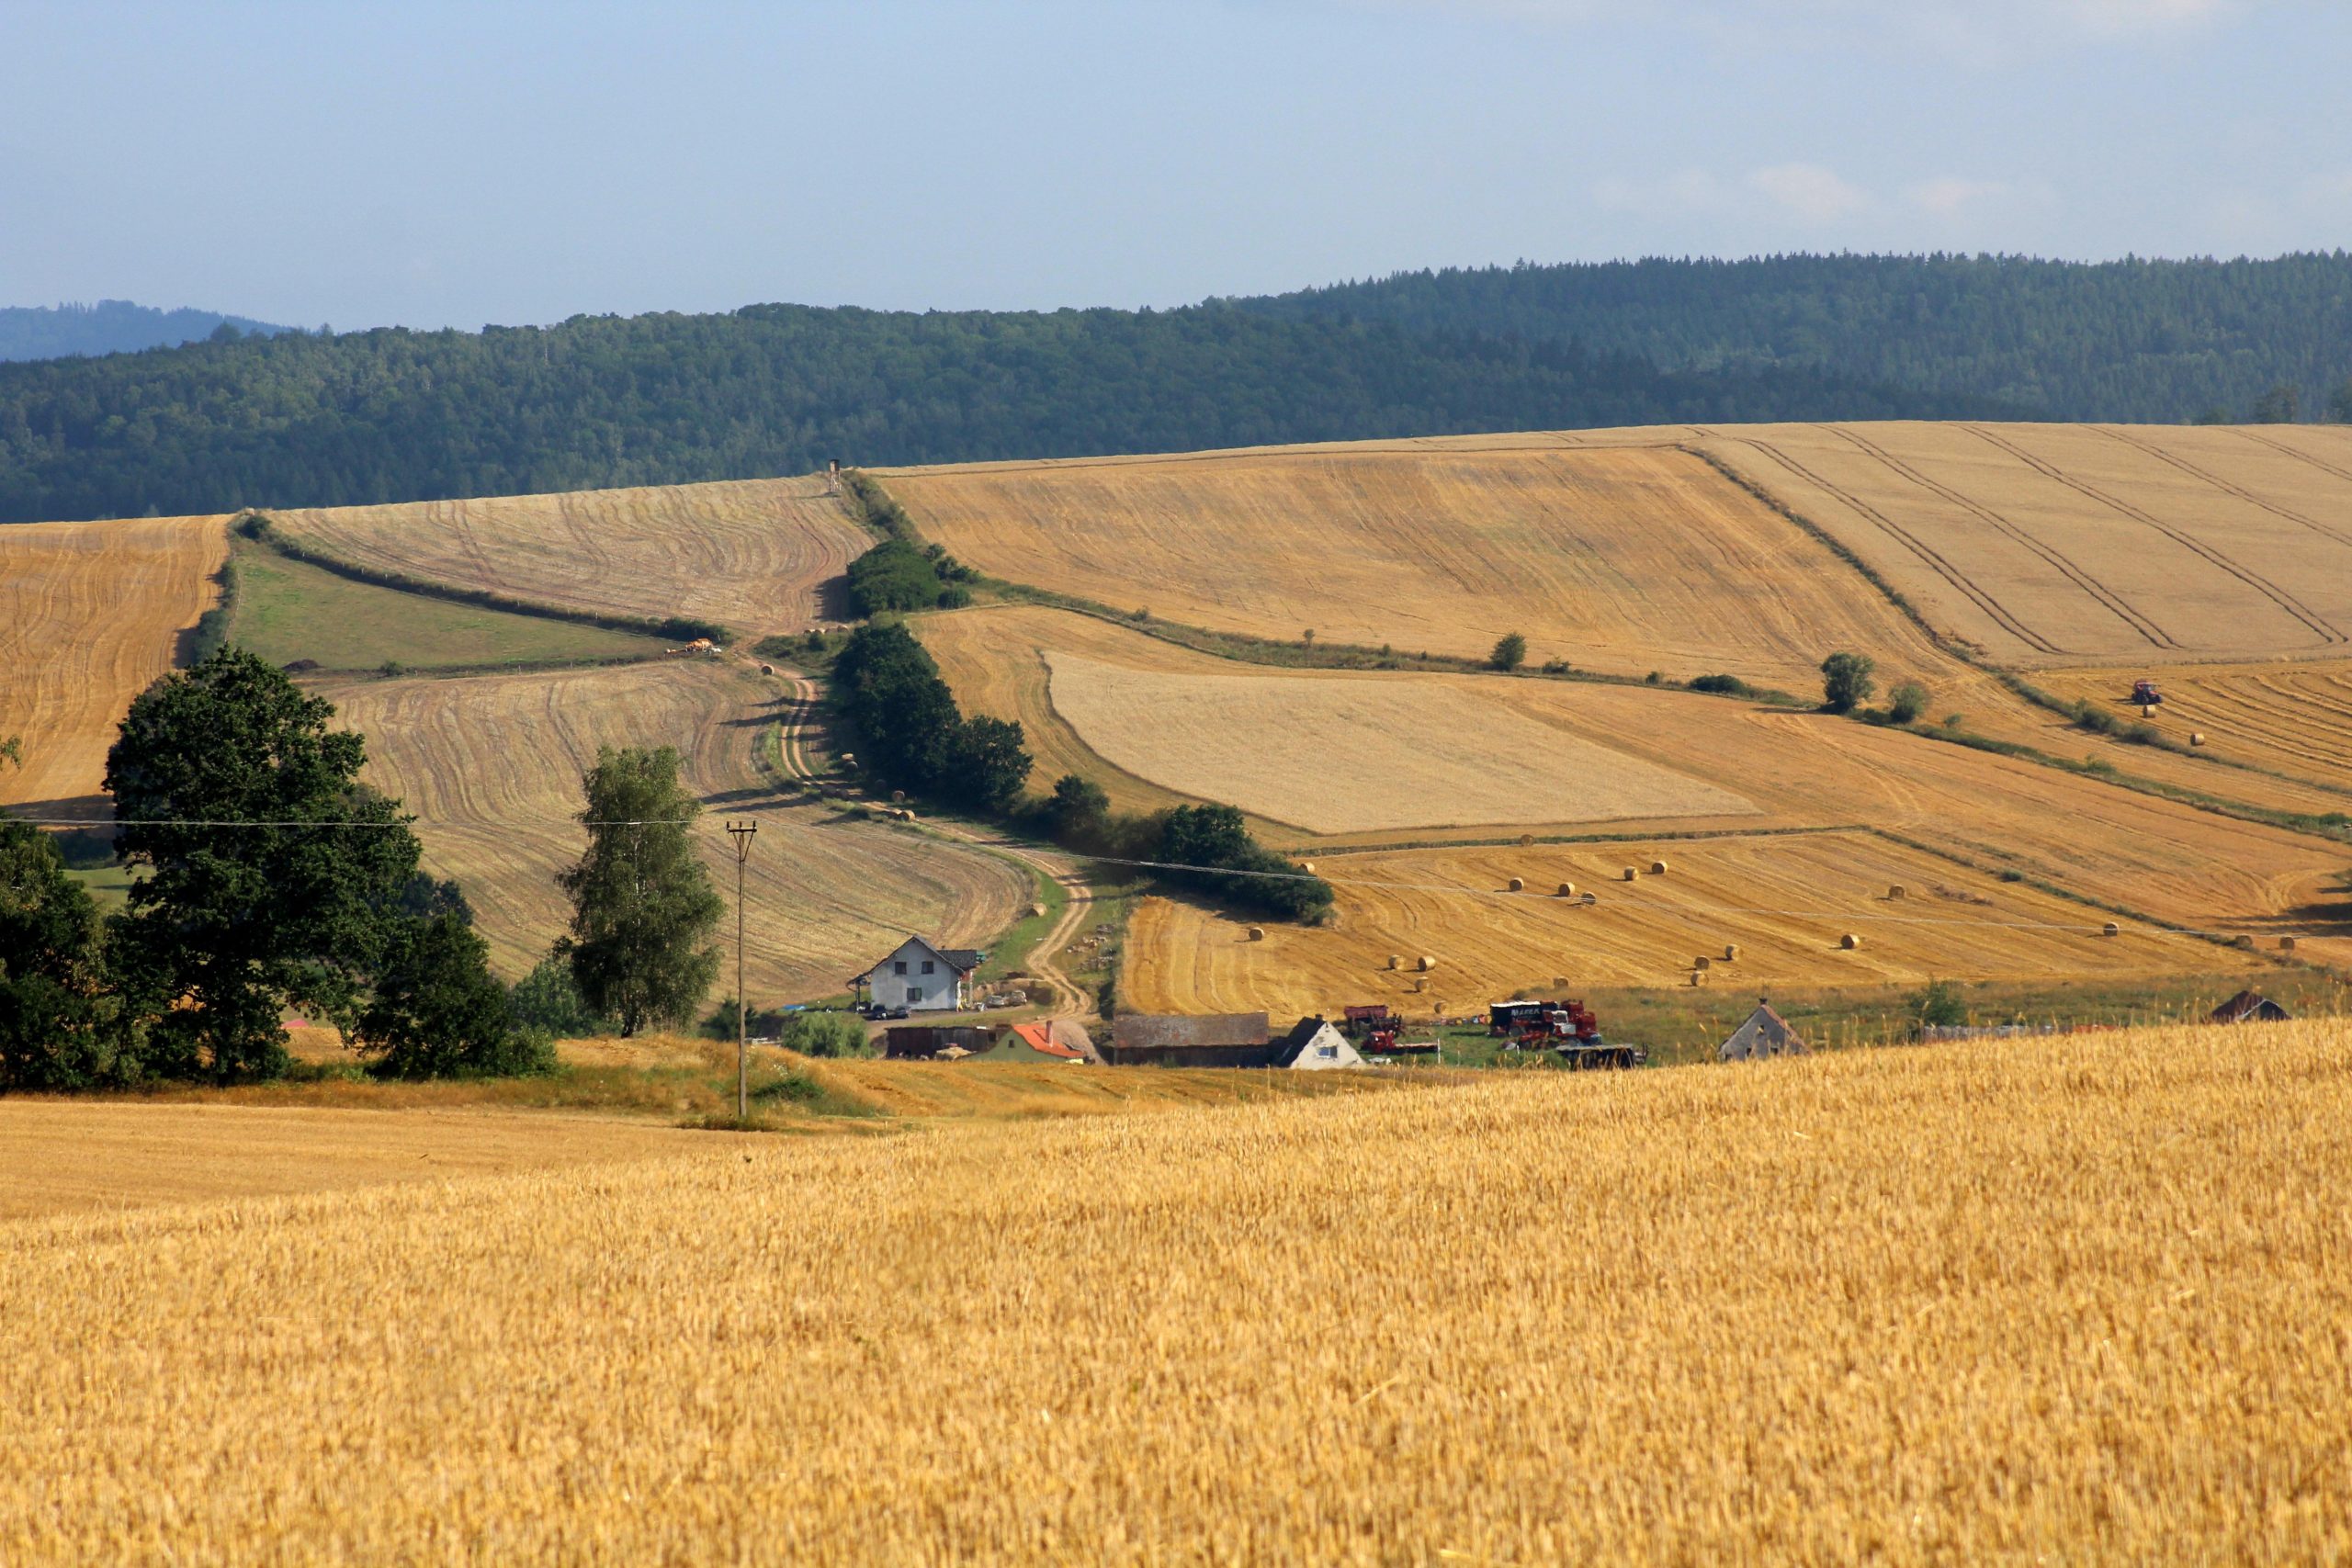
(1839, 932, 1861, 950)
(1247, 926, 1266, 942)
(1693, 955, 1712, 971)
(1555, 881, 1576, 897)
(1299, 861, 1316, 874)
(2280, 935, 2299, 951)
(2233, 933, 2256, 949)
(2102, 922, 2120, 937)
(1622, 867, 1638, 882)
(1580, 892, 1598, 907)
(2190, 731, 2207, 746)
(1649, 860, 1668, 875)
(1887, 884, 1906, 899)
(1416, 955, 1437, 972)
(1552, 976, 1569, 989)
(1723, 943, 1738, 961)
(1689, 972, 1702, 987)
(1386, 954, 1402, 970)
(1029, 903, 1047, 919)
(1519, 834, 1535, 847)
(1507, 876, 1525, 892)
(1410, 978, 1426, 993)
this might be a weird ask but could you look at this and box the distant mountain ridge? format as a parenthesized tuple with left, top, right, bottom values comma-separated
(0, 300, 295, 363)
(1234, 252, 2352, 424)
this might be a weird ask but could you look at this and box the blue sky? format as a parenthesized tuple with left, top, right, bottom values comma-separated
(3, 0, 2345, 330)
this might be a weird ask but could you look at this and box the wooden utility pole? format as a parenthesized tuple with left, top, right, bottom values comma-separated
(725, 819, 758, 1121)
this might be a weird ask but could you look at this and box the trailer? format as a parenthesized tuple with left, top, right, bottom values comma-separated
(1555, 1042, 1646, 1070)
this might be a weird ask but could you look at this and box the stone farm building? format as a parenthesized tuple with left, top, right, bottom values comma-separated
(854, 936, 984, 1013)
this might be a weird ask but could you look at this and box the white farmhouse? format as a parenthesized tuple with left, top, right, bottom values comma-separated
(853, 935, 985, 1013)
(1275, 1018, 1366, 1070)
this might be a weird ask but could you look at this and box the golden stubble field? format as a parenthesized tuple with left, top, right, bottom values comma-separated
(0, 513, 227, 812)
(1121, 829, 2256, 1017)
(1689, 421, 2352, 667)
(271, 474, 867, 637)
(4, 1021, 2346, 1561)
(2030, 658, 2352, 796)
(883, 440, 1957, 690)
(320, 660, 1029, 998)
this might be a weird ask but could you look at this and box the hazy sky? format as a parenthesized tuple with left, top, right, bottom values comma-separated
(4, 0, 2346, 330)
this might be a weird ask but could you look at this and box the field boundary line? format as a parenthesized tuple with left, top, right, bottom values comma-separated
(239, 512, 732, 646)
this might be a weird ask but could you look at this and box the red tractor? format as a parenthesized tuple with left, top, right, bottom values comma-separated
(1343, 1004, 1402, 1055)
(2131, 678, 2163, 709)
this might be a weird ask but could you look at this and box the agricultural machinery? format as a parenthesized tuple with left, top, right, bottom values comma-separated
(1488, 998, 1645, 1069)
(2130, 679, 2163, 708)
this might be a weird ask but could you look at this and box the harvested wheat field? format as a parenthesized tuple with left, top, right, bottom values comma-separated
(271, 474, 865, 637)
(0, 1100, 738, 1222)
(802, 1057, 1396, 1119)
(881, 439, 1955, 688)
(924, 603, 2352, 834)
(320, 661, 1027, 998)
(0, 513, 226, 813)
(1696, 422, 2352, 667)
(1045, 650, 1753, 833)
(2030, 660, 2352, 797)
(1121, 830, 2250, 1017)
(6, 1021, 2348, 1560)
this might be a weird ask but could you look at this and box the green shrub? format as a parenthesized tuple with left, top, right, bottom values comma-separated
(1820, 651, 1876, 713)
(1888, 682, 1930, 724)
(1489, 632, 1527, 671)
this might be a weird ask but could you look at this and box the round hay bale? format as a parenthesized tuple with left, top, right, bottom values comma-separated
(2190, 731, 2207, 746)
(1518, 834, 1535, 847)
(1507, 876, 1526, 892)
(1029, 903, 1047, 919)
(1580, 892, 1598, 907)
(2102, 921, 2120, 938)
(889, 790, 906, 804)
(1622, 867, 1638, 883)
(2280, 935, 2299, 952)
(1246, 926, 1266, 942)
(1693, 955, 1712, 971)
(1416, 955, 1437, 972)
(1689, 972, 1702, 987)
(1386, 954, 1402, 970)
(1649, 860, 1668, 876)
(1555, 881, 1576, 898)
(2233, 933, 2256, 950)
(1839, 932, 1861, 951)
(1552, 976, 1570, 990)
(1887, 884, 1906, 899)
(1410, 979, 1426, 993)
(1299, 861, 1316, 874)
(1724, 943, 1738, 961)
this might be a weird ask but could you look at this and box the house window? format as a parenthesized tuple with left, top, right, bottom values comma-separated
(893, 961, 908, 976)
(921, 960, 935, 975)
(1317, 1045, 1337, 1058)
(908, 986, 924, 1004)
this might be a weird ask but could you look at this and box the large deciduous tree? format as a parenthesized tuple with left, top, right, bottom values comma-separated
(0, 746, 121, 1089)
(106, 648, 424, 1080)
(557, 746, 723, 1037)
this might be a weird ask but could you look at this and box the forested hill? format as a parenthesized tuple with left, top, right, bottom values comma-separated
(0, 300, 294, 363)
(1238, 253, 2352, 424)
(0, 304, 2001, 525)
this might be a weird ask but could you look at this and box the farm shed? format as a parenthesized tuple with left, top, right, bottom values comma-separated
(853, 936, 985, 1013)
(1718, 1000, 1807, 1063)
(2210, 990, 2292, 1024)
(884, 1025, 990, 1061)
(1275, 1018, 1366, 1071)
(1103, 1012, 1276, 1068)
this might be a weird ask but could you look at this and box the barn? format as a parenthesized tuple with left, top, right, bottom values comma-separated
(1102, 1012, 1275, 1067)
(1719, 999, 1807, 1062)
(2210, 989, 2292, 1024)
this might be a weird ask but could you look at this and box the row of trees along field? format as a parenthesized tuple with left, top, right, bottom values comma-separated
(1238, 252, 2352, 425)
(0, 650, 734, 1089)
(0, 302, 2004, 524)
(829, 621, 1333, 923)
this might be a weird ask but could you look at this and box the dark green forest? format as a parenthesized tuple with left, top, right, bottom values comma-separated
(0, 303, 1996, 524)
(1238, 252, 2352, 423)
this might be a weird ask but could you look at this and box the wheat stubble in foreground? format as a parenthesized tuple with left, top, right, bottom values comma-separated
(3, 1022, 2346, 1562)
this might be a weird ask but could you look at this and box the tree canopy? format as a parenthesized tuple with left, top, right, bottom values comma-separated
(557, 746, 724, 1037)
